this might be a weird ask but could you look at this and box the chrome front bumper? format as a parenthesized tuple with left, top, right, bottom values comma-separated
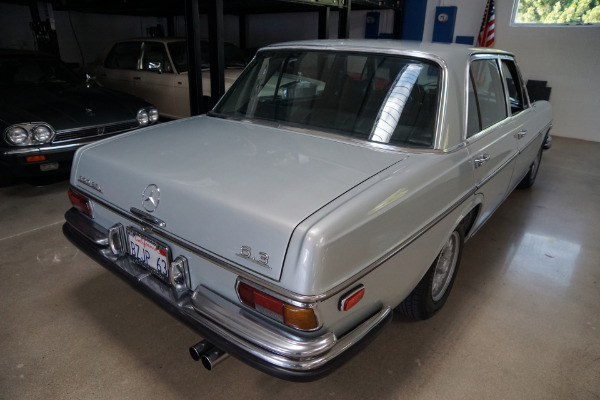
(63, 208, 392, 381)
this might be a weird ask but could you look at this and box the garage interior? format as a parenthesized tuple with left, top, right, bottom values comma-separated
(1, 1, 599, 399)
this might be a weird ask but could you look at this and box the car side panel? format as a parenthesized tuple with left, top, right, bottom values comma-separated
(467, 120, 518, 230)
(282, 148, 475, 297)
(510, 102, 552, 188)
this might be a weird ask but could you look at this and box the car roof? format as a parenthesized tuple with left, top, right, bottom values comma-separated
(262, 39, 514, 66)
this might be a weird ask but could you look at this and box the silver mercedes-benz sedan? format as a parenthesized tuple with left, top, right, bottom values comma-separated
(63, 40, 552, 381)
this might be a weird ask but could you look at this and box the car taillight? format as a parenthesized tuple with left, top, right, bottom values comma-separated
(236, 281, 318, 331)
(68, 188, 94, 217)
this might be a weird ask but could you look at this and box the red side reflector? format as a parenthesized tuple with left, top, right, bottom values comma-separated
(339, 286, 365, 311)
(68, 188, 94, 217)
(26, 155, 47, 163)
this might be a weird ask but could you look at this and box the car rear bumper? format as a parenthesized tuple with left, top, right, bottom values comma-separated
(62, 208, 392, 381)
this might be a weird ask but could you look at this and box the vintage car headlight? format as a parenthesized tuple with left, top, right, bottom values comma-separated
(149, 108, 159, 123)
(32, 125, 53, 143)
(137, 108, 159, 126)
(137, 109, 150, 126)
(5, 126, 28, 145)
(4, 123, 55, 146)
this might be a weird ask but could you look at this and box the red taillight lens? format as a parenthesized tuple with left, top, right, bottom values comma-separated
(68, 188, 94, 217)
(237, 281, 318, 330)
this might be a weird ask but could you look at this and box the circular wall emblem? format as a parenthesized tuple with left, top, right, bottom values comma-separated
(142, 184, 160, 212)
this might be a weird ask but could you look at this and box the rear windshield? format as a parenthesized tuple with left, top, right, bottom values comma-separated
(212, 50, 440, 148)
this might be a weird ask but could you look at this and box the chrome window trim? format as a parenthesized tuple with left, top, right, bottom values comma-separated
(215, 45, 449, 153)
(463, 53, 513, 143)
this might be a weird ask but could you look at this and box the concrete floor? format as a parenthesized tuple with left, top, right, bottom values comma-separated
(1, 136, 599, 400)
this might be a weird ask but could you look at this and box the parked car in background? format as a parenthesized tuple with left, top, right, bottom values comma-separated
(64, 40, 552, 381)
(89, 38, 247, 119)
(0, 49, 158, 185)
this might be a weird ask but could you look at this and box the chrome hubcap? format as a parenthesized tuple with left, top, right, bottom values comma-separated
(431, 231, 460, 302)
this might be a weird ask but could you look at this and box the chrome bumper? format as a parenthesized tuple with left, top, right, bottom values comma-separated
(63, 208, 392, 381)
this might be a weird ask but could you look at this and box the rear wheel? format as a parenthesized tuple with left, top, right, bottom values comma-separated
(518, 146, 543, 189)
(396, 229, 464, 320)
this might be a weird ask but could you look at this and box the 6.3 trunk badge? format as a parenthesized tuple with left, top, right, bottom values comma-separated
(142, 184, 160, 212)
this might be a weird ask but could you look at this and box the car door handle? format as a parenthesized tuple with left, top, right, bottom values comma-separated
(474, 154, 490, 168)
(515, 130, 527, 139)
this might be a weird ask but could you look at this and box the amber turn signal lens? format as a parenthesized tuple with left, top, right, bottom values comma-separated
(283, 304, 318, 330)
(25, 155, 47, 163)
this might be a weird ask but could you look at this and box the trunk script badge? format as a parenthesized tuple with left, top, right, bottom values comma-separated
(142, 184, 160, 212)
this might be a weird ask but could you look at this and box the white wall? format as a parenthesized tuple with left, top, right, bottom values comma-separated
(423, 1, 600, 142)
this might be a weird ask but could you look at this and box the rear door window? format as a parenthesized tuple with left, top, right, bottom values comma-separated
(501, 59, 527, 116)
(105, 42, 142, 70)
(141, 42, 173, 73)
(467, 58, 507, 136)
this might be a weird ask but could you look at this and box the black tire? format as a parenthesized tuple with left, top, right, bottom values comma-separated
(396, 228, 464, 320)
(518, 146, 543, 189)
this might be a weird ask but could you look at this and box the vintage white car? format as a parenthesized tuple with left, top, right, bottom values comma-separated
(63, 40, 552, 381)
(89, 38, 247, 119)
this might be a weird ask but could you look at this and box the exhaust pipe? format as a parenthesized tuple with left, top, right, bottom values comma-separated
(189, 340, 229, 370)
(201, 347, 229, 370)
(189, 339, 212, 361)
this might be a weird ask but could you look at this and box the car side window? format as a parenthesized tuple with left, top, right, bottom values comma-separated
(467, 59, 507, 137)
(105, 42, 142, 70)
(142, 42, 173, 73)
(501, 59, 527, 115)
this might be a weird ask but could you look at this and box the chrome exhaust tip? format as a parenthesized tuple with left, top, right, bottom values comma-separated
(189, 339, 213, 362)
(200, 347, 229, 370)
(189, 339, 229, 370)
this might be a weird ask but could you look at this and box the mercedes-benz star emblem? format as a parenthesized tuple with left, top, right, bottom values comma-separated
(142, 184, 160, 212)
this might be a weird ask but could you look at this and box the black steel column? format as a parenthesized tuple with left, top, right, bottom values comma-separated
(338, 0, 351, 39)
(239, 14, 248, 51)
(318, 7, 330, 39)
(167, 15, 176, 37)
(184, 0, 204, 115)
(208, 0, 225, 103)
(393, 9, 403, 39)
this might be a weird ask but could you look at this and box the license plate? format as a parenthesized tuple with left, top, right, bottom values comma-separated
(126, 228, 170, 282)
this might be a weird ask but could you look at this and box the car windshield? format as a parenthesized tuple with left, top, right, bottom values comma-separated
(212, 50, 440, 148)
(167, 41, 248, 72)
(0, 55, 81, 87)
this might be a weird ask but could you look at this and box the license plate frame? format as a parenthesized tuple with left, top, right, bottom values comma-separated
(126, 227, 171, 283)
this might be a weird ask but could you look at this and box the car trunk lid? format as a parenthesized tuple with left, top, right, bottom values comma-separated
(72, 116, 406, 280)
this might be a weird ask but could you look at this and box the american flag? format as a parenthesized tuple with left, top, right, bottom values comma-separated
(478, 0, 495, 47)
